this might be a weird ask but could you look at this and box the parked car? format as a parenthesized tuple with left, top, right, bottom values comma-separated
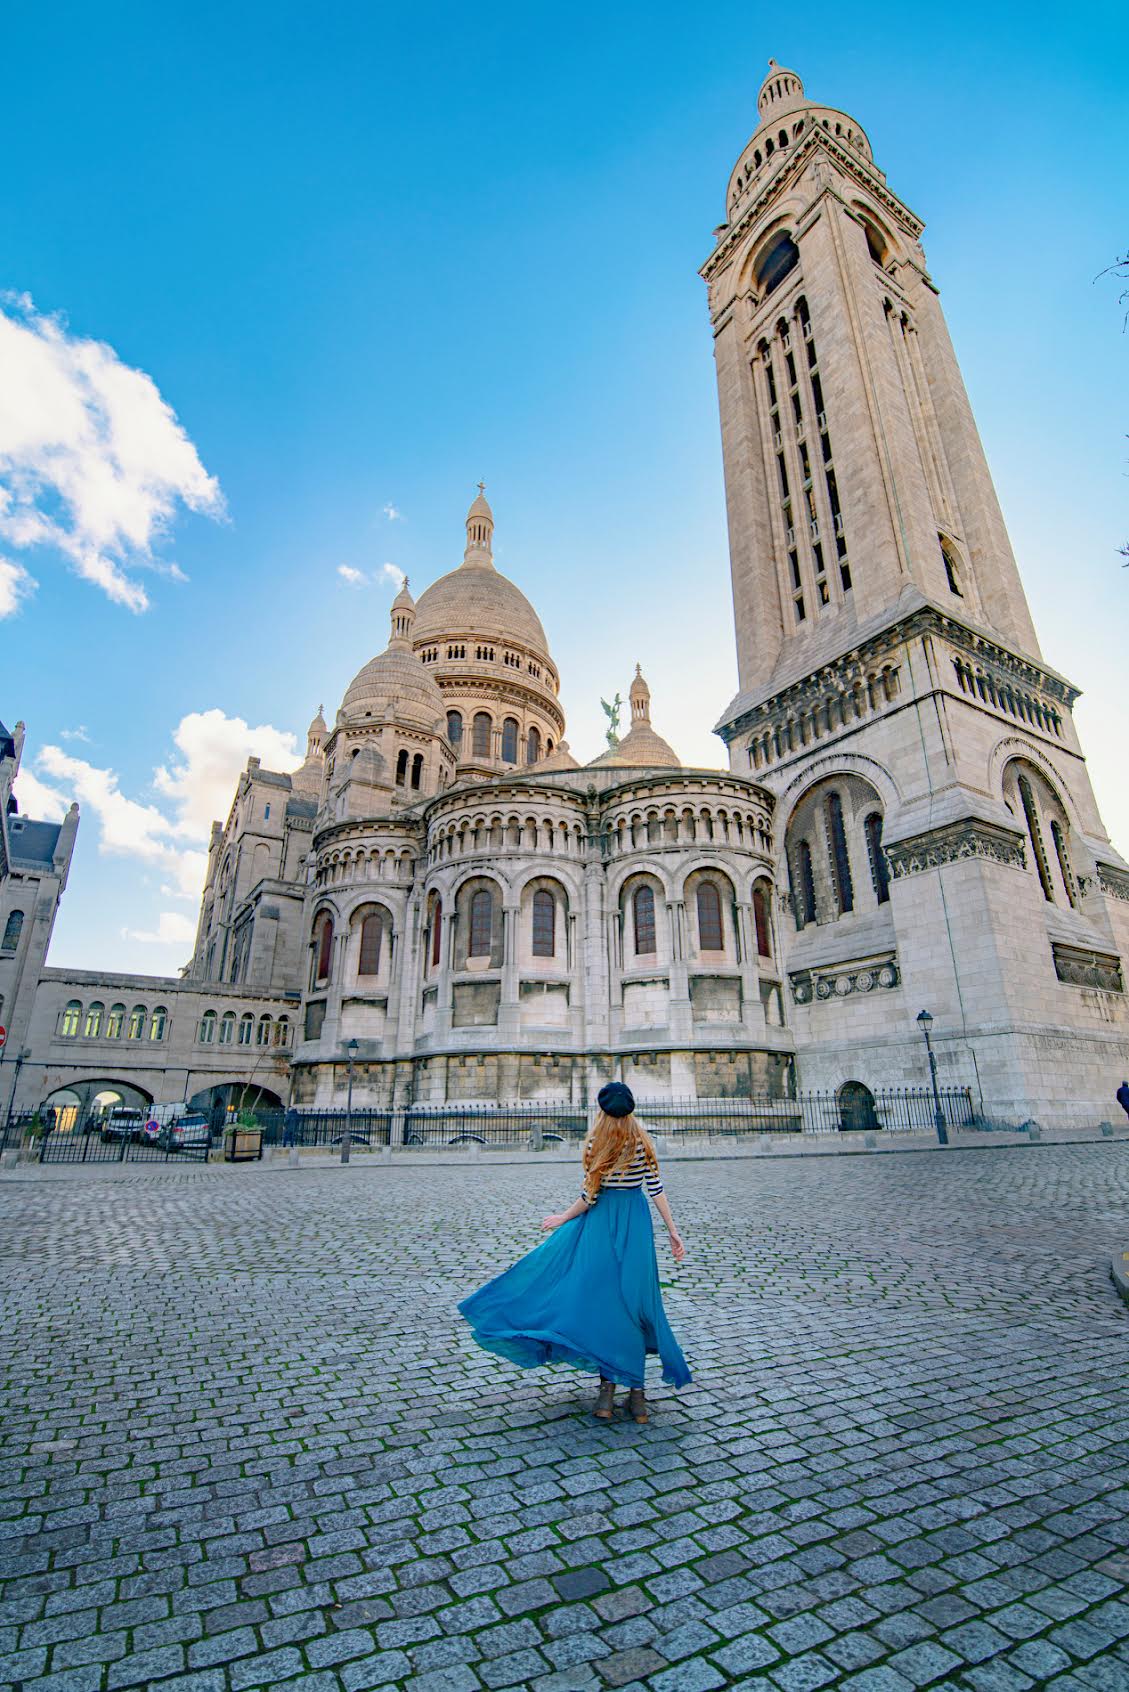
(159, 1113, 212, 1153)
(101, 1108, 144, 1143)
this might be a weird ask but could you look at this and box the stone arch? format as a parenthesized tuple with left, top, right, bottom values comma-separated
(684, 866, 739, 961)
(452, 872, 506, 971)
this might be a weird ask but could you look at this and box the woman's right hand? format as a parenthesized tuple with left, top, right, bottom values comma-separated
(668, 1228, 686, 1263)
(541, 1214, 563, 1232)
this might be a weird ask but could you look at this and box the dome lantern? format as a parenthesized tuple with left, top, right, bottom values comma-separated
(390, 576, 415, 646)
(756, 58, 805, 125)
(464, 482, 495, 567)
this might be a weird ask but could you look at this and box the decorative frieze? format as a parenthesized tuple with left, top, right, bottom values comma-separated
(885, 821, 1026, 880)
(790, 953, 899, 1005)
(1096, 863, 1129, 904)
(1052, 943, 1124, 994)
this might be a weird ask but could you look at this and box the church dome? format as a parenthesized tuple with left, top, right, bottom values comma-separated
(340, 581, 446, 729)
(589, 666, 681, 769)
(412, 488, 551, 657)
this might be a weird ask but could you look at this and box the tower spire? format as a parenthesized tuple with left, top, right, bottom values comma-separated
(463, 484, 495, 567)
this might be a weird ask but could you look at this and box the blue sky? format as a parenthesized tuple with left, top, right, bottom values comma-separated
(2, 0, 1127, 973)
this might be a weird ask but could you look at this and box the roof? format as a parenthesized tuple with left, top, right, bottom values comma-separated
(412, 564, 550, 655)
(7, 818, 62, 864)
(285, 796, 319, 820)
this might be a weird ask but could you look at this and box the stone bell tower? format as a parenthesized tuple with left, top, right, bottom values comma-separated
(702, 61, 1129, 1125)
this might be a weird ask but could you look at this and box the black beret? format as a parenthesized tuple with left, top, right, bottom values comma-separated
(597, 1082, 635, 1118)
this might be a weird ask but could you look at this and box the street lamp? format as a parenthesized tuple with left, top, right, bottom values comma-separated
(916, 1010, 949, 1145)
(341, 1038, 359, 1164)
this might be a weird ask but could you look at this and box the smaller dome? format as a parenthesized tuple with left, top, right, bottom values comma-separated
(340, 593, 445, 730)
(757, 58, 805, 124)
(588, 665, 680, 769)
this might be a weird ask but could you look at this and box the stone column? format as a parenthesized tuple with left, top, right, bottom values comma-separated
(666, 899, 692, 1042)
(498, 902, 521, 1039)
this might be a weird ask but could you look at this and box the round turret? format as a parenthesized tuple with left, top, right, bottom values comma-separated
(589, 666, 681, 769)
(340, 583, 446, 730)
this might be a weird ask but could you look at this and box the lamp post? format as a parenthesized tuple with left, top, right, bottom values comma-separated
(916, 1010, 948, 1145)
(341, 1038, 359, 1164)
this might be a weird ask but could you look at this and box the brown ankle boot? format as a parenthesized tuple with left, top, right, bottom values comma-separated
(627, 1388, 648, 1424)
(594, 1379, 615, 1420)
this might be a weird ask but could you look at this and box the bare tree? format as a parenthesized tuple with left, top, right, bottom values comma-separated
(1097, 251, 1129, 563)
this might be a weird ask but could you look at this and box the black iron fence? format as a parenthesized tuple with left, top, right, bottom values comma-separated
(241, 1088, 975, 1150)
(0, 1113, 212, 1163)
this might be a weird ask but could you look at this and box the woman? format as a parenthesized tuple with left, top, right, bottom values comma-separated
(458, 1082, 691, 1422)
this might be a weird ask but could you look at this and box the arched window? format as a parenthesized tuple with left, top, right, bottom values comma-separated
(106, 1003, 125, 1040)
(1050, 819, 1076, 908)
(447, 710, 463, 749)
(127, 1005, 146, 1040)
(358, 911, 382, 975)
(410, 752, 423, 790)
(219, 1011, 235, 1045)
(501, 718, 519, 763)
(275, 1016, 291, 1047)
(83, 1001, 104, 1039)
(753, 885, 772, 957)
(60, 1000, 81, 1038)
(865, 812, 890, 904)
(939, 536, 963, 597)
(430, 897, 443, 969)
(697, 882, 724, 951)
(756, 233, 799, 296)
(826, 792, 854, 914)
(633, 885, 656, 955)
(238, 1013, 254, 1046)
(796, 839, 816, 928)
(256, 1014, 272, 1046)
(527, 726, 541, 765)
(1018, 775, 1054, 902)
(395, 748, 408, 786)
(472, 713, 492, 757)
(314, 914, 334, 982)
(1, 910, 24, 952)
(149, 1006, 168, 1041)
(468, 888, 493, 957)
(532, 889, 556, 957)
(198, 1010, 216, 1044)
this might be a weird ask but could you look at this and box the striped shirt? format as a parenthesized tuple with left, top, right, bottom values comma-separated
(582, 1145, 664, 1207)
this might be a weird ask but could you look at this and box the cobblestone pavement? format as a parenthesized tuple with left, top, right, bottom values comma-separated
(2, 1143, 1128, 1692)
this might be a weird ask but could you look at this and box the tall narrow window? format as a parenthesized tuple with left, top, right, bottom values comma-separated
(106, 1003, 125, 1039)
(633, 885, 656, 955)
(395, 748, 408, 786)
(127, 1005, 146, 1040)
(501, 718, 519, 763)
(865, 812, 890, 904)
(1050, 820, 1076, 908)
(315, 915, 334, 982)
(430, 897, 443, 969)
(84, 1002, 104, 1039)
(198, 1011, 216, 1044)
(940, 536, 963, 596)
(60, 1000, 81, 1037)
(274, 1017, 291, 1047)
(149, 1006, 168, 1041)
(472, 713, 491, 757)
(696, 882, 724, 951)
(527, 726, 541, 764)
(531, 889, 556, 957)
(358, 912, 382, 975)
(256, 1014, 272, 1046)
(795, 839, 817, 928)
(468, 888, 493, 957)
(1018, 775, 1054, 902)
(826, 793, 854, 914)
(753, 884, 772, 957)
(238, 1013, 254, 1046)
(410, 752, 423, 790)
(447, 710, 463, 749)
(1, 910, 23, 951)
(219, 1011, 235, 1045)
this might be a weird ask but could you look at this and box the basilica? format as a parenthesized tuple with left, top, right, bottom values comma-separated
(5, 60, 1129, 1128)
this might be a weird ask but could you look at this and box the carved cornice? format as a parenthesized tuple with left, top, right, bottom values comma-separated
(886, 821, 1026, 879)
(1052, 942, 1124, 994)
(790, 951, 899, 1005)
(1096, 863, 1129, 904)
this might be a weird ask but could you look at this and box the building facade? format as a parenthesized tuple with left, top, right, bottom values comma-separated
(6, 62, 1127, 1128)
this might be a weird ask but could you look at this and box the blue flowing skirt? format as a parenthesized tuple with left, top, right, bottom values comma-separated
(458, 1187, 691, 1389)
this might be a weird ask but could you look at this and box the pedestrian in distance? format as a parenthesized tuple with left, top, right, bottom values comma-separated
(1117, 1081, 1129, 1123)
(458, 1082, 691, 1423)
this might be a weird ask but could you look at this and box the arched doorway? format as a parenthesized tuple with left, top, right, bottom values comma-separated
(837, 1080, 878, 1132)
(42, 1080, 152, 1132)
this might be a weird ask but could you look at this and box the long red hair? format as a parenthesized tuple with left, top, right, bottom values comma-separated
(582, 1110, 658, 1203)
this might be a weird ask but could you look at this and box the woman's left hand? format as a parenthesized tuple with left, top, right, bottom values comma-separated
(541, 1213, 563, 1231)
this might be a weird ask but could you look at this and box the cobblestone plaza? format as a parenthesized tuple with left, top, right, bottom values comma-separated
(2, 1145, 1128, 1692)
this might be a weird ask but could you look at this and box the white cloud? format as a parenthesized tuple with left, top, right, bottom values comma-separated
(0, 556, 35, 617)
(382, 503, 403, 521)
(337, 561, 405, 590)
(12, 766, 70, 821)
(337, 564, 366, 586)
(60, 724, 90, 742)
(0, 294, 224, 611)
(379, 562, 406, 589)
(123, 910, 197, 946)
(154, 708, 302, 838)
